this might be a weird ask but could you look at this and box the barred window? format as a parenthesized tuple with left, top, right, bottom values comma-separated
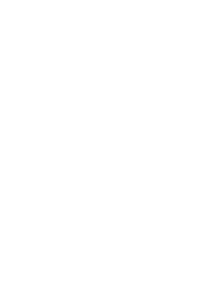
(124, 111, 131, 173)
(131, 140, 138, 172)
(72, 194, 79, 207)
(215, 145, 224, 232)
(171, 200, 179, 276)
(100, 189, 107, 205)
(153, 102, 168, 148)
(145, 209, 150, 267)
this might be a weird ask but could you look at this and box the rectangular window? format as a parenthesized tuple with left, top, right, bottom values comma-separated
(125, 199, 129, 264)
(131, 140, 137, 172)
(145, 209, 150, 267)
(171, 200, 179, 276)
(28, 178, 34, 269)
(9, 176, 18, 296)
(39, 212, 43, 278)
(68, 213, 71, 241)
(100, 189, 107, 205)
(72, 194, 79, 207)
(124, 111, 130, 173)
(64, 191, 69, 205)
(215, 145, 224, 232)
(153, 102, 168, 148)
(51, 215, 54, 263)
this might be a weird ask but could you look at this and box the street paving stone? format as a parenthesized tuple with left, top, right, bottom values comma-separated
(30, 252, 155, 299)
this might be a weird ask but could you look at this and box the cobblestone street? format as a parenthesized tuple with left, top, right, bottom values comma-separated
(30, 253, 155, 299)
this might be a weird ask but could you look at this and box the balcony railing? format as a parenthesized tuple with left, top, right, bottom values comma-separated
(41, 159, 65, 191)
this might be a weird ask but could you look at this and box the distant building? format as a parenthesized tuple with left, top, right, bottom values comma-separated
(0, 0, 67, 299)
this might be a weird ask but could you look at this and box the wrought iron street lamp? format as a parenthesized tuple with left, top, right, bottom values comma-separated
(11, 23, 62, 88)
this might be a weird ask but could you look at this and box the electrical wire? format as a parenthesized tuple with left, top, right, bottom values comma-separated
(51, 85, 153, 92)
(51, 93, 145, 107)
(188, 76, 224, 91)
(65, 155, 100, 159)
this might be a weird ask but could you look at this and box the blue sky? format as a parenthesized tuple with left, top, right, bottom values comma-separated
(59, 0, 186, 109)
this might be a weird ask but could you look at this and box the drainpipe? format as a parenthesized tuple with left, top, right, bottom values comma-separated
(173, 37, 185, 299)
(4, 0, 33, 156)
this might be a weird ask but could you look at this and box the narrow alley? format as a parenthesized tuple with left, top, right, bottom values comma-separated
(30, 252, 155, 299)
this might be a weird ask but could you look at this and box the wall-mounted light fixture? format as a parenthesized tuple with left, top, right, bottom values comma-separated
(103, 152, 123, 185)
(11, 23, 62, 88)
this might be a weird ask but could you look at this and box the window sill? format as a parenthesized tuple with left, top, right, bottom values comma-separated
(153, 144, 170, 163)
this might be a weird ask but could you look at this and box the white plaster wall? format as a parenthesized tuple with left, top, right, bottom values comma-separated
(123, 41, 185, 299)
(184, 1, 224, 299)
(0, 28, 8, 143)
(66, 149, 105, 254)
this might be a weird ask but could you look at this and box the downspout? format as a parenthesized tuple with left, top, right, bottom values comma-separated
(4, 0, 33, 156)
(173, 37, 185, 299)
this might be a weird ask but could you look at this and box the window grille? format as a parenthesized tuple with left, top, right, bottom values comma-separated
(131, 140, 137, 172)
(116, 176, 124, 192)
(41, 159, 65, 191)
(124, 111, 130, 173)
(9, 176, 18, 297)
(171, 200, 179, 276)
(28, 178, 34, 268)
(153, 102, 168, 148)
(125, 199, 129, 264)
(145, 209, 150, 267)
(100, 189, 107, 205)
(72, 194, 79, 207)
(215, 145, 224, 232)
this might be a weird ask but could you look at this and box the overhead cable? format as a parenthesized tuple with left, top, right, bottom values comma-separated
(51, 85, 154, 92)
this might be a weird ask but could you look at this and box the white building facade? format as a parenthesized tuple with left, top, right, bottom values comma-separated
(101, 106, 124, 262)
(101, 0, 224, 299)
(184, 0, 224, 299)
(123, 30, 186, 298)
(59, 149, 105, 254)
(0, 1, 67, 298)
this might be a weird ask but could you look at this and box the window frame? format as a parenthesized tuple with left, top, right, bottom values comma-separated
(153, 102, 169, 149)
(214, 144, 224, 232)
(170, 200, 179, 277)
(145, 209, 151, 268)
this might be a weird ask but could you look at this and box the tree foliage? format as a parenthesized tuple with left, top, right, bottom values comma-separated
(62, 89, 99, 148)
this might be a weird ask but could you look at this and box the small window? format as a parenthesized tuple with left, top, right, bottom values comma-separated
(215, 145, 224, 232)
(8, 175, 18, 296)
(131, 139, 137, 172)
(171, 200, 179, 277)
(100, 189, 107, 205)
(72, 194, 79, 207)
(123, 111, 131, 173)
(28, 178, 34, 268)
(145, 209, 150, 267)
(153, 102, 168, 148)
(125, 199, 129, 264)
